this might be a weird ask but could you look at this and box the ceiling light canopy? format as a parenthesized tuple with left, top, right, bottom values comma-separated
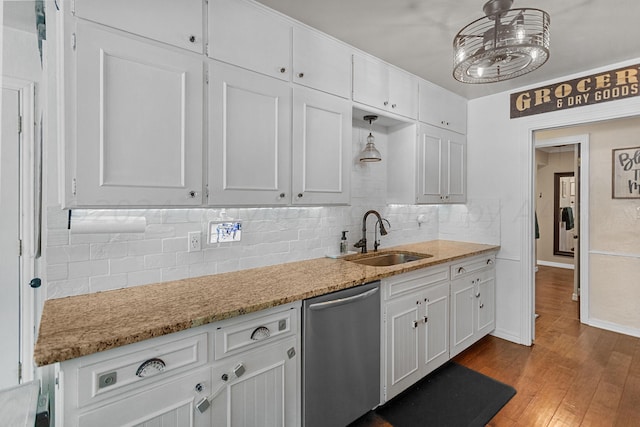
(453, 0, 550, 84)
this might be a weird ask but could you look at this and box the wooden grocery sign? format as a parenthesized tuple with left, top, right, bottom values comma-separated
(510, 64, 640, 118)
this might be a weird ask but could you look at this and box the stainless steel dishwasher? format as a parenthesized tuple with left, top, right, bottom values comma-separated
(302, 281, 380, 427)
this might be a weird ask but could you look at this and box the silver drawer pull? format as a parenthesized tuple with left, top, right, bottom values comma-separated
(250, 326, 271, 341)
(487, 259, 494, 265)
(136, 358, 166, 378)
(457, 267, 466, 274)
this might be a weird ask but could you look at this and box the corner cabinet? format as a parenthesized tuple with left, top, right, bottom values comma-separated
(418, 80, 467, 135)
(55, 302, 301, 427)
(417, 123, 467, 204)
(62, 20, 204, 207)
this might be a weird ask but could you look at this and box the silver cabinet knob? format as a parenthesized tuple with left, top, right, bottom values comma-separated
(391, 104, 397, 108)
(195, 383, 204, 393)
(188, 190, 198, 198)
(280, 67, 287, 73)
(298, 72, 304, 78)
(297, 193, 303, 199)
(189, 35, 196, 43)
(486, 259, 494, 265)
(278, 192, 286, 199)
(383, 101, 389, 106)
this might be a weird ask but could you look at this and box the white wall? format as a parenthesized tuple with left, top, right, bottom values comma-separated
(468, 57, 640, 344)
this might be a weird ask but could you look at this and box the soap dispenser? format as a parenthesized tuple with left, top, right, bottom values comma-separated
(340, 231, 349, 254)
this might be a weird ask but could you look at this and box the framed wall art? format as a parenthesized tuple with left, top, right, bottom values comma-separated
(612, 146, 640, 198)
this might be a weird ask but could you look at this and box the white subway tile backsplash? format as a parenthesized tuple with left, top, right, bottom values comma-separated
(90, 242, 128, 260)
(68, 259, 109, 279)
(128, 239, 163, 256)
(145, 253, 176, 269)
(162, 237, 187, 253)
(89, 274, 128, 293)
(110, 256, 145, 274)
(127, 270, 161, 287)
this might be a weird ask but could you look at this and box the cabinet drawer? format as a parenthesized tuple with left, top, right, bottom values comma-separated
(383, 265, 449, 300)
(74, 0, 204, 53)
(214, 304, 299, 360)
(76, 332, 208, 408)
(450, 254, 496, 279)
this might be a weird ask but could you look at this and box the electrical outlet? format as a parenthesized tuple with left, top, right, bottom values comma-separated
(188, 231, 201, 252)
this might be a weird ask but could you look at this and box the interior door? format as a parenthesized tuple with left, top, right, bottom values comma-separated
(573, 145, 581, 308)
(0, 87, 21, 388)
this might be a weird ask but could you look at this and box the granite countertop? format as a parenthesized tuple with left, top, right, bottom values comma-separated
(34, 240, 499, 366)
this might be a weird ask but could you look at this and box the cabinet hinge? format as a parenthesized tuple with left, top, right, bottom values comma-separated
(70, 0, 76, 15)
(18, 239, 23, 256)
(72, 178, 77, 196)
(71, 32, 77, 51)
(18, 362, 22, 382)
(18, 115, 23, 134)
(205, 70, 209, 85)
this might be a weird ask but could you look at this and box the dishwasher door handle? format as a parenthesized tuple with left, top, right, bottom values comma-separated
(308, 287, 379, 311)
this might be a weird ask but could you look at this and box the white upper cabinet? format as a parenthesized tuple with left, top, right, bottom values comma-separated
(292, 87, 351, 205)
(419, 80, 467, 135)
(67, 21, 204, 207)
(292, 27, 352, 99)
(209, 0, 291, 81)
(208, 61, 292, 206)
(417, 123, 466, 204)
(73, 0, 204, 53)
(352, 54, 418, 119)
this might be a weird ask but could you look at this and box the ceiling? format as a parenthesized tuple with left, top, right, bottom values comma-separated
(5, 1, 640, 100)
(257, 0, 640, 99)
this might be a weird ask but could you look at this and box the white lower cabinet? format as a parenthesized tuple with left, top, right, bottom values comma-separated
(450, 256, 496, 357)
(382, 267, 450, 401)
(75, 367, 211, 427)
(55, 303, 300, 427)
(208, 337, 298, 427)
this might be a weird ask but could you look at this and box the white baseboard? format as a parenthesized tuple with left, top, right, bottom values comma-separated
(586, 318, 640, 339)
(536, 260, 575, 270)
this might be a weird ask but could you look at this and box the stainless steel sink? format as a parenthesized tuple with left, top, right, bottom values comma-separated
(347, 251, 432, 267)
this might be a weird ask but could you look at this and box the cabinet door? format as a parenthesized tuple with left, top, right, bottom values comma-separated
(74, 0, 204, 53)
(73, 21, 203, 207)
(423, 283, 449, 375)
(209, 338, 298, 427)
(384, 294, 421, 400)
(388, 66, 418, 119)
(74, 368, 211, 427)
(450, 276, 475, 358)
(292, 87, 351, 205)
(352, 54, 389, 111)
(417, 124, 445, 204)
(418, 80, 467, 134)
(208, 61, 291, 206)
(293, 27, 352, 98)
(476, 271, 496, 337)
(209, 0, 291, 81)
(446, 132, 467, 203)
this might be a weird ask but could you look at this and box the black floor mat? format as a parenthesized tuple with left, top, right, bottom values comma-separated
(375, 361, 516, 427)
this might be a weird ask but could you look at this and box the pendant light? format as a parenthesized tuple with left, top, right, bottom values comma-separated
(453, 0, 550, 83)
(359, 115, 382, 162)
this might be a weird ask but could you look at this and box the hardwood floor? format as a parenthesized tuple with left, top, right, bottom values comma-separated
(352, 265, 640, 426)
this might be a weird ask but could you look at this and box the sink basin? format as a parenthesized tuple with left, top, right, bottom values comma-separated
(347, 251, 433, 267)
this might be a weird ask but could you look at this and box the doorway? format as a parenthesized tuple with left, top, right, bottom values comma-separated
(0, 78, 37, 387)
(532, 134, 589, 341)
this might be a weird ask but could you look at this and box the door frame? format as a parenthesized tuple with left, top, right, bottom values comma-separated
(532, 134, 590, 334)
(2, 76, 38, 383)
